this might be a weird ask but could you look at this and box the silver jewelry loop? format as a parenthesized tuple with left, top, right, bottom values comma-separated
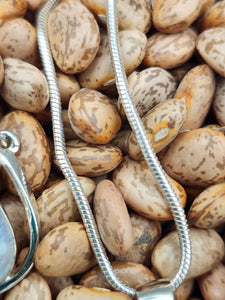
(0, 130, 39, 293)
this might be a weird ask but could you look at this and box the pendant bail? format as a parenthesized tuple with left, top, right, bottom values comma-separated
(135, 279, 174, 300)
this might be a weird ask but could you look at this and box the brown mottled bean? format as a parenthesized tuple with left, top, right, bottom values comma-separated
(128, 98, 188, 159)
(152, 0, 201, 33)
(160, 128, 225, 187)
(56, 285, 132, 300)
(78, 29, 147, 89)
(114, 213, 161, 265)
(37, 177, 96, 238)
(4, 272, 51, 300)
(80, 261, 155, 290)
(0, 58, 49, 113)
(213, 76, 225, 126)
(198, 263, 225, 300)
(94, 179, 133, 256)
(143, 28, 197, 69)
(0, 110, 51, 193)
(174, 64, 215, 130)
(197, 0, 225, 31)
(0, 18, 40, 66)
(151, 227, 224, 280)
(48, 1, 100, 74)
(112, 156, 186, 221)
(62, 109, 79, 141)
(56, 71, 80, 108)
(58, 139, 123, 177)
(82, 0, 151, 33)
(0, 0, 27, 25)
(35, 222, 96, 277)
(118, 67, 177, 118)
(196, 27, 225, 77)
(68, 88, 121, 144)
(189, 181, 225, 228)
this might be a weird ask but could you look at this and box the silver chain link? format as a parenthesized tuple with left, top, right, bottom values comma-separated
(37, 0, 191, 297)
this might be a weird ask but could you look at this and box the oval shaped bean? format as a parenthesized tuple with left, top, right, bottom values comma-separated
(78, 29, 147, 89)
(112, 156, 186, 221)
(37, 177, 96, 238)
(152, 0, 201, 33)
(198, 263, 225, 300)
(82, 0, 151, 33)
(4, 272, 51, 300)
(68, 88, 121, 144)
(128, 98, 187, 159)
(189, 181, 225, 228)
(80, 261, 155, 290)
(35, 222, 96, 277)
(57, 140, 123, 177)
(174, 64, 215, 130)
(48, 1, 100, 74)
(0, 0, 27, 25)
(114, 213, 161, 265)
(0, 58, 49, 113)
(0, 18, 39, 66)
(213, 76, 225, 126)
(94, 179, 133, 256)
(160, 128, 225, 187)
(57, 285, 132, 300)
(143, 28, 197, 69)
(196, 27, 225, 77)
(0, 110, 51, 193)
(151, 227, 224, 280)
(118, 67, 177, 118)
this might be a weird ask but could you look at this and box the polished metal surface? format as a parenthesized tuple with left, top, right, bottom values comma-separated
(37, 0, 191, 298)
(135, 280, 174, 300)
(0, 130, 39, 293)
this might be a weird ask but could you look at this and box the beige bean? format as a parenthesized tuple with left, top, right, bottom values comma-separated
(82, 0, 151, 33)
(35, 222, 96, 277)
(48, 1, 100, 74)
(114, 213, 161, 265)
(62, 109, 79, 141)
(213, 76, 225, 126)
(57, 139, 123, 177)
(151, 227, 224, 280)
(143, 28, 197, 69)
(0, 192, 28, 252)
(4, 272, 51, 300)
(189, 181, 225, 228)
(37, 177, 96, 238)
(0, 110, 51, 193)
(0, 0, 27, 25)
(174, 64, 215, 130)
(128, 98, 188, 159)
(68, 88, 121, 144)
(56, 71, 80, 108)
(112, 156, 186, 221)
(0, 55, 4, 86)
(198, 263, 225, 300)
(197, 0, 225, 31)
(160, 128, 225, 187)
(152, 0, 201, 33)
(94, 179, 133, 256)
(80, 261, 155, 290)
(0, 58, 49, 113)
(174, 279, 194, 300)
(56, 285, 132, 300)
(196, 27, 225, 77)
(78, 29, 147, 89)
(118, 67, 177, 118)
(0, 18, 40, 66)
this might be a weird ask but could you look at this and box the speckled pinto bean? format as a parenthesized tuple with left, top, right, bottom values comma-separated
(213, 76, 225, 126)
(48, 1, 100, 74)
(68, 88, 122, 144)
